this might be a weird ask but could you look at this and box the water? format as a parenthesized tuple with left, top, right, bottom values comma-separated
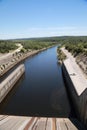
(0, 46, 75, 117)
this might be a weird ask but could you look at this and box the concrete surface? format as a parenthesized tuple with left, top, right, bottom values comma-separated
(0, 115, 85, 130)
(0, 64, 25, 103)
(61, 47, 87, 96)
(61, 47, 87, 128)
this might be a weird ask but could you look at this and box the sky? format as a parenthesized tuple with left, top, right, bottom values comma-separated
(0, 0, 87, 39)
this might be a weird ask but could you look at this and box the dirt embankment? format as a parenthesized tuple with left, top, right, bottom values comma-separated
(0, 50, 42, 77)
(76, 54, 87, 76)
(60, 47, 87, 77)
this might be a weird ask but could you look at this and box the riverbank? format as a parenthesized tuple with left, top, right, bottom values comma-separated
(65, 47, 87, 78)
(61, 47, 87, 128)
(0, 47, 52, 77)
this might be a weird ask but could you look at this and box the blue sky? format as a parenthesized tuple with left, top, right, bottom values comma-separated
(0, 0, 87, 39)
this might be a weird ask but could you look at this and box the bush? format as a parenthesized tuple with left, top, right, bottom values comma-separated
(20, 48, 26, 53)
(0, 41, 17, 53)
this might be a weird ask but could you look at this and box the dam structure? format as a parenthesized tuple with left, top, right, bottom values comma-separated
(0, 46, 86, 130)
(61, 47, 87, 129)
(0, 64, 25, 103)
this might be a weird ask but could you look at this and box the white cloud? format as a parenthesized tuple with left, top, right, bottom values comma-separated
(0, 26, 87, 39)
(29, 27, 76, 31)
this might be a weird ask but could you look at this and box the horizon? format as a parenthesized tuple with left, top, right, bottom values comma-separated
(0, 0, 87, 39)
(1, 35, 87, 41)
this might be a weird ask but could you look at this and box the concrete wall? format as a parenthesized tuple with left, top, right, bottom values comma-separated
(62, 61, 87, 128)
(0, 64, 25, 103)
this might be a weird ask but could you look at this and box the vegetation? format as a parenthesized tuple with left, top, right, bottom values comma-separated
(0, 36, 87, 75)
(20, 48, 26, 53)
(57, 48, 66, 61)
(64, 39, 87, 56)
(0, 41, 17, 53)
(0, 38, 58, 53)
(0, 36, 87, 55)
(21, 41, 55, 51)
(49, 36, 87, 57)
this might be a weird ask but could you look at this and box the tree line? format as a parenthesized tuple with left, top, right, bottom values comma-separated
(0, 36, 87, 54)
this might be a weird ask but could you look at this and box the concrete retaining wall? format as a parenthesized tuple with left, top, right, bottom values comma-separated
(0, 64, 25, 103)
(62, 61, 87, 128)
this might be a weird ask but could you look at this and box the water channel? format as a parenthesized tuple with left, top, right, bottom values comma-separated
(0, 46, 75, 117)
